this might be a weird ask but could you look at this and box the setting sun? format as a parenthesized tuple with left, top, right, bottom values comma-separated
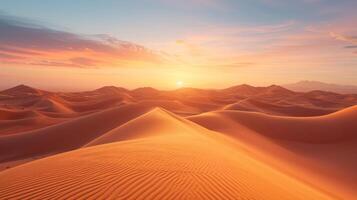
(176, 81, 184, 88)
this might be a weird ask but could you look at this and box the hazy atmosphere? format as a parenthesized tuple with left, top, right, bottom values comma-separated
(1, 0, 357, 90)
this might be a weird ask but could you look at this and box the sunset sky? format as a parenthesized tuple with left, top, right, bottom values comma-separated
(1, 0, 357, 90)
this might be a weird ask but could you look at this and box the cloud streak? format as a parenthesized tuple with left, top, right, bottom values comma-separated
(330, 32, 357, 44)
(0, 15, 164, 68)
(345, 45, 357, 49)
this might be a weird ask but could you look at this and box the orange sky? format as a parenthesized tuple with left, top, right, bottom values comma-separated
(0, 0, 357, 90)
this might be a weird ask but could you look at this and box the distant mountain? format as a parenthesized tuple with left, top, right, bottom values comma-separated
(284, 81, 357, 94)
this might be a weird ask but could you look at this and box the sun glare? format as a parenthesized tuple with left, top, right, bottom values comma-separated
(176, 80, 184, 88)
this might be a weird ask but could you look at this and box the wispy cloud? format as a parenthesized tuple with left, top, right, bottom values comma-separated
(345, 45, 357, 49)
(158, 21, 300, 66)
(164, 16, 357, 69)
(330, 32, 357, 44)
(0, 14, 164, 68)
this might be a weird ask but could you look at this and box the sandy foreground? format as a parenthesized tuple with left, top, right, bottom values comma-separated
(0, 85, 357, 199)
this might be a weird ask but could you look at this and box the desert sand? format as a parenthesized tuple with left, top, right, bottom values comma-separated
(0, 84, 356, 199)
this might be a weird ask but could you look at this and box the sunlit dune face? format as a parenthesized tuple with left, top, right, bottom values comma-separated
(176, 80, 184, 88)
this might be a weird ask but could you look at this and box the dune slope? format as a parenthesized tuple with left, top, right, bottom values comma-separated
(0, 108, 332, 200)
(0, 103, 154, 163)
(188, 106, 357, 199)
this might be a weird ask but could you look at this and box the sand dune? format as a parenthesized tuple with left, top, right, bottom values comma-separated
(224, 98, 336, 116)
(1, 84, 356, 119)
(188, 106, 357, 199)
(0, 100, 200, 163)
(86, 108, 200, 146)
(0, 108, 39, 120)
(0, 103, 154, 163)
(66, 95, 127, 112)
(0, 115, 63, 135)
(192, 105, 357, 142)
(221, 84, 265, 97)
(0, 84, 47, 97)
(281, 90, 357, 108)
(33, 96, 74, 113)
(0, 84, 357, 199)
(95, 86, 129, 95)
(130, 100, 200, 115)
(0, 108, 333, 199)
(0, 108, 65, 135)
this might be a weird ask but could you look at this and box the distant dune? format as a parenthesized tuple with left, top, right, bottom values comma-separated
(0, 84, 47, 97)
(0, 84, 356, 199)
(223, 98, 336, 116)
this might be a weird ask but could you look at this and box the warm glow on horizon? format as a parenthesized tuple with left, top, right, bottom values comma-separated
(176, 80, 184, 88)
